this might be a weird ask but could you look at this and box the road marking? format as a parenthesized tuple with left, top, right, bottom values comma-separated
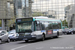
(70, 45, 75, 48)
(36, 47, 44, 50)
(11, 44, 31, 50)
(11, 42, 39, 50)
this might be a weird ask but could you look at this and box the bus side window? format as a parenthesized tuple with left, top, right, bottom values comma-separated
(41, 23, 45, 30)
(36, 22, 41, 31)
(58, 22, 61, 29)
(48, 22, 53, 29)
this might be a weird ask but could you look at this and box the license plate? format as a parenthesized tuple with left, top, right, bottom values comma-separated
(23, 38, 27, 40)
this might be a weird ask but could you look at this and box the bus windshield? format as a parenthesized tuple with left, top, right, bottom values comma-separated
(17, 22, 34, 33)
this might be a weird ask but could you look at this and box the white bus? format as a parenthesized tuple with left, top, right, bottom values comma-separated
(16, 17, 62, 42)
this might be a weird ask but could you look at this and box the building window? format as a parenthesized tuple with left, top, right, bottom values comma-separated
(22, 0, 29, 7)
(18, 0, 22, 9)
(22, 0, 25, 7)
(7, 2, 10, 8)
(26, 0, 29, 7)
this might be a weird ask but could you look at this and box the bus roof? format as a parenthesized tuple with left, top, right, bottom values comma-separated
(33, 16, 61, 22)
(16, 16, 61, 22)
(16, 16, 47, 19)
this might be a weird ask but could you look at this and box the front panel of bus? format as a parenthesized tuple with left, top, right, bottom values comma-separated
(16, 18, 62, 40)
(16, 18, 36, 40)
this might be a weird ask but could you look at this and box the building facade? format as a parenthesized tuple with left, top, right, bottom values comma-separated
(65, 4, 75, 28)
(14, 0, 33, 18)
(43, 10, 56, 18)
(0, 0, 14, 30)
(0, 0, 14, 19)
(32, 9, 56, 18)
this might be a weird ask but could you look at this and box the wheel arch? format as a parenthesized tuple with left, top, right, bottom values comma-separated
(42, 33, 45, 37)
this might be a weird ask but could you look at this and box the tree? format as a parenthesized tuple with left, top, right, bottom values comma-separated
(6, 16, 16, 30)
(32, 12, 45, 17)
(62, 20, 68, 27)
(0, 20, 1, 27)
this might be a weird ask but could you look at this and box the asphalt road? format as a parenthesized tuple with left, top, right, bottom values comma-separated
(0, 35, 75, 50)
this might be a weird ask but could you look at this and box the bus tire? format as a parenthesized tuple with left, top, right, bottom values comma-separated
(25, 40, 29, 43)
(41, 34, 45, 41)
(55, 32, 59, 38)
(0, 39, 2, 44)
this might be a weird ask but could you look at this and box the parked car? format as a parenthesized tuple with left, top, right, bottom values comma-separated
(62, 29, 71, 34)
(62, 29, 65, 34)
(68, 28, 74, 34)
(72, 28, 75, 34)
(8, 30, 19, 41)
(69, 28, 75, 34)
(0, 30, 10, 44)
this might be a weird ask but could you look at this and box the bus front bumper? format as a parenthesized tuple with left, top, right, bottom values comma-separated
(23, 35, 36, 40)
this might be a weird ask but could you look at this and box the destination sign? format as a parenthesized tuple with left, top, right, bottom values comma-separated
(16, 18, 33, 22)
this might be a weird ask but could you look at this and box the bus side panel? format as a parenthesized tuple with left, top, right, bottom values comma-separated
(32, 31, 43, 39)
(53, 29, 59, 36)
(58, 29, 63, 35)
(46, 30, 53, 38)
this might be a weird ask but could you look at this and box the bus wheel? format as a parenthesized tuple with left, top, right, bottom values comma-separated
(41, 34, 45, 41)
(71, 32, 73, 34)
(55, 33, 59, 38)
(0, 39, 2, 44)
(25, 40, 29, 43)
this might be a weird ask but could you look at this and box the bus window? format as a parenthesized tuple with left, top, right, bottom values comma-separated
(52, 22, 58, 29)
(41, 23, 45, 30)
(58, 22, 61, 29)
(48, 22, 53, 29)
(41, 21, 53, 30)
(36, 21, 41, 31)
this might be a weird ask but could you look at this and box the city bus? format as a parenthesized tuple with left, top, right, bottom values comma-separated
(16, 16, 62, 42)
